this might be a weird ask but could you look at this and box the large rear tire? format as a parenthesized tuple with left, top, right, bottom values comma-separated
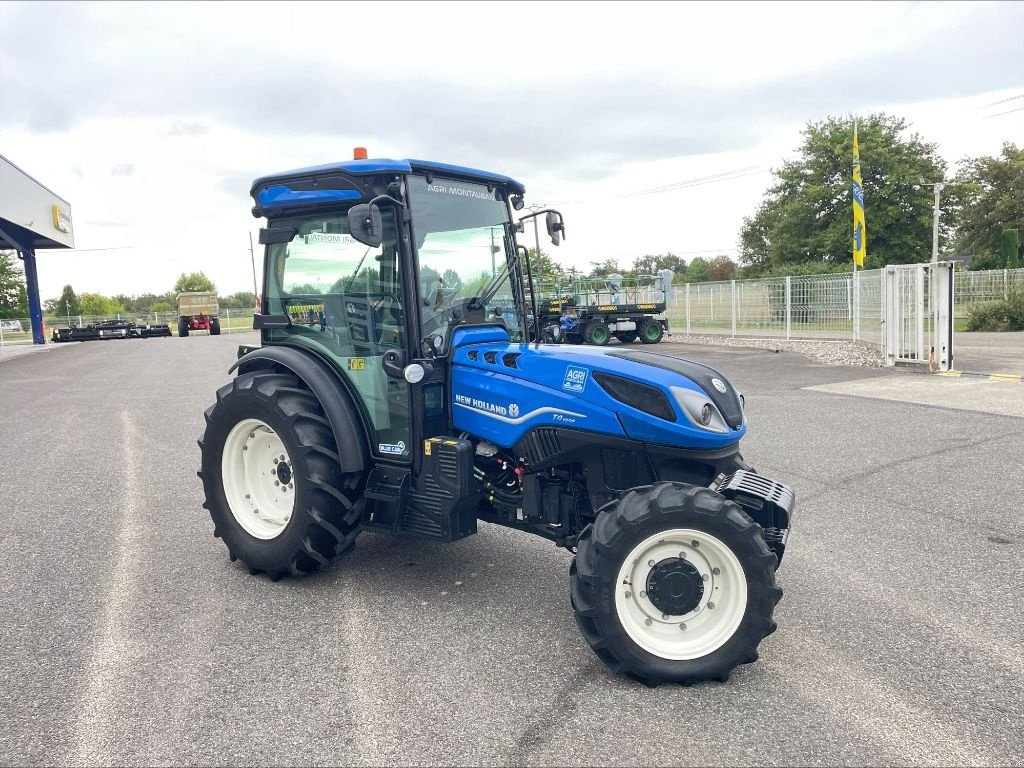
(178, 317, 189, 337)
(210, 318, 221, 336)
(640, 320, 664, 344)
(570, 483, 781, 686)
(198, 371, 365, 579)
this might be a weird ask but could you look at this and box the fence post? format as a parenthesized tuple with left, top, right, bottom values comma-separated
(226, 307, 231, 335)
(685, 283, 691, 336)
(0, 321, 5, 350)
(785, 276, 792, 340)
(1005, 269, 1009, 300)
(730, 280, 737, 338)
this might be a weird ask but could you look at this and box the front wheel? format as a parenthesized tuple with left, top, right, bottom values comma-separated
(198, 371, 365, 579)
(570, 483, 781, 686)
(178, 317, 189, 337)
(210, 318, 221, 336)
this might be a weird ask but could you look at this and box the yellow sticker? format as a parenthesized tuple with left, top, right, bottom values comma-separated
(424, 440, 432, 456)
(348, 358, 365, 371)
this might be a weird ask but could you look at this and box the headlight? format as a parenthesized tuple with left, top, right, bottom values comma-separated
(670, 386, 730, 434)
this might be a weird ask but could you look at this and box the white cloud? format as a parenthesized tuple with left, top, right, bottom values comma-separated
(1, 0, 1021, 298)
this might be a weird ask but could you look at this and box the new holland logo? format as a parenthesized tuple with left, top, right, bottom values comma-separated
(711, 378, 727, 394)
(508, 403, 520, 418)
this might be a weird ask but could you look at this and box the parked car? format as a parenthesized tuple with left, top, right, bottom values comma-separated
(0, 319, 25, 333)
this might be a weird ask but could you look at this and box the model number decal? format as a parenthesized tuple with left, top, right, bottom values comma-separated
(562, 366, 588, 393)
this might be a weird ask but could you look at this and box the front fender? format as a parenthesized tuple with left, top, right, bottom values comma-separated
(229, 345, 368, 475)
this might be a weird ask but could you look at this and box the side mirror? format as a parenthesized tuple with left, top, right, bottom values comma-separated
(348, 204, 383, 248)
(546, 211, 565, 246)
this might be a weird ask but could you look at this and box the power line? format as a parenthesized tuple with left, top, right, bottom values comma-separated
(983, 105, 1024, 120)
(982, 94, 1024, 108)
(618, 167, 768, 198)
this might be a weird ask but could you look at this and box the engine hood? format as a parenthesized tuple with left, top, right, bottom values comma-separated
(448, 328, 746, 450)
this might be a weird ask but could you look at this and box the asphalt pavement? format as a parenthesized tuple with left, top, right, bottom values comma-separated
(1, 333, 1022, 767)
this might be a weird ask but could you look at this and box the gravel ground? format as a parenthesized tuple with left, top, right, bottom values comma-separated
(663, 334, 885, 367)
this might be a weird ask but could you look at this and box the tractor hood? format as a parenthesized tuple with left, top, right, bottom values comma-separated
(448, 327, 746, 451)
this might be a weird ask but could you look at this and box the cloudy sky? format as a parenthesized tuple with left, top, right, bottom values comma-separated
(1, 0, 1022, 301)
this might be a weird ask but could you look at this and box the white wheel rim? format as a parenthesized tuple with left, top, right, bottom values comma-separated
(221, 418, 295, 540)
(614, 528, 747, 660)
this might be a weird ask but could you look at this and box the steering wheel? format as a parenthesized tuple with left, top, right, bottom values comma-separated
(372, 291, 402, 321)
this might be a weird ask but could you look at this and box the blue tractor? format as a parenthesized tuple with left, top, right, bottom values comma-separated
(198, 151, 794, 686)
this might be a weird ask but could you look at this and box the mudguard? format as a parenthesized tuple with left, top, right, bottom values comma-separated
(229, 345, 368, 475)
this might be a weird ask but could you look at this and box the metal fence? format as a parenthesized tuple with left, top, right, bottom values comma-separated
(0, 308, 258, 349)
(664, 267, 1023, 349)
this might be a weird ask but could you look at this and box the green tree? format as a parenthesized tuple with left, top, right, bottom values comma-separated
(52, 284, 81, 319)
(1003, 229, 1021, 269)
(587, 258, 621, 278)
(953, 143, 1023, 267)
(707, 255, 737, 282)
(526, 248, 564, 282)
(174, 271, 216, 294)
(630, 252, 688, 280)
(150, 301, 174, 313)
(0, 251, 29, 319)
(686, 257, 710, 282)
(739, 113, 948, 273)
(220, 291, 257, 309)
(79, 293, 126, 316)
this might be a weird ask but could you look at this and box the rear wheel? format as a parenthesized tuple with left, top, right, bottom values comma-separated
(210, 318, 221, 336)
(585, 322, 610, 346)
(640, 320, 664, 344)
(198, 371, 365, 579)
(615, 331, 638, 344)
(178, 317, 189, 337)
(570, 483, 781, 686)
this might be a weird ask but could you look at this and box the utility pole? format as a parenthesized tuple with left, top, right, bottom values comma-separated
(248, 232, 259, 305)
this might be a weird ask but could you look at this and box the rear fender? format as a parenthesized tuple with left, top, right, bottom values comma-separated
(229, 346, 368, 475)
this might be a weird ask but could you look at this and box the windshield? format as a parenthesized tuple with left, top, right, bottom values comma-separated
(407, 174, 521, 346)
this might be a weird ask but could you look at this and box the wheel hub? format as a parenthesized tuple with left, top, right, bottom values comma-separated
(646, 557, 704, 615)
(275, 461, 292, 486)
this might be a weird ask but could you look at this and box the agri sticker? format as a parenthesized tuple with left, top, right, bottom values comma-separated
(562, 366, 588, 393)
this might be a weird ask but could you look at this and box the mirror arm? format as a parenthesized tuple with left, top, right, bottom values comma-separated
(520, 244, 541, 343)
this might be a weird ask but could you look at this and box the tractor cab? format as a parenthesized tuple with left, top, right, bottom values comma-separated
(249, 154, 559, 472)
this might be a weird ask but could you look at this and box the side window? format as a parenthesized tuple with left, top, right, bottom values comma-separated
(264, 211, 411, 461)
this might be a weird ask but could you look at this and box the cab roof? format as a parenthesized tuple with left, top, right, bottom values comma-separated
(250, 158, 526, 196)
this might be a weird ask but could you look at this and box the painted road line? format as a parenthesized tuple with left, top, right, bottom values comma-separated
(935, 370, 1022, 383)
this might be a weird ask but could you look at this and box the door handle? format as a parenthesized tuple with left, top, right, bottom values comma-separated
(382, 349, 407, 378)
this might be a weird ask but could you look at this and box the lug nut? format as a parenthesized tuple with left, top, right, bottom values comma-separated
(712, 567, 720, 575)
(648, 559, 656, 567)
(702, 574, 709, 582)
(639, 591, 647, 599)
(625, 591, 632, 599)
(249, 433, 255, 439)
(645, 618, 652, 626)
(678, 551, 687, 559)
(708, 602, 716, 610)
(275, 480, 280, 486)
(288, 483, 293, 489)
(692, 540, 700, 548)
(280, 455, 285, 461)
(273, 458, 279, 465)
(679, 623, 687, 631)
(661, 613, 669, 620)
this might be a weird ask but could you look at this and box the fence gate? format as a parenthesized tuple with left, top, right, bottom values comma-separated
(883, 262, 953, 370)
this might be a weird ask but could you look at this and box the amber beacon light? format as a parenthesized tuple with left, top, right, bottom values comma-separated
(353, 147, 368, 160)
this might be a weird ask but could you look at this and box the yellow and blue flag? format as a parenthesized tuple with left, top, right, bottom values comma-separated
(852, 122, 866, 268)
